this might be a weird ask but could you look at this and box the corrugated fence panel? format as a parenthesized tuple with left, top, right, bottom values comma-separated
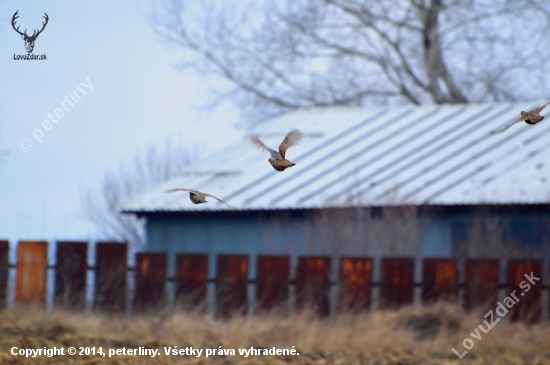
(256, 255, 289, 312)
(216, 254, 248, 317)
(296, 256, 331, 316)
(55, 241, 88, 309)
(464, 258, 499, 310)
(507, 260, 542, 323)
(338, 257, 372, 312)
(94, 242, 127, 313)
(0, 241, 8, 308)
(380, 258, 414, 309)
(134, 252, 167, 311)
(422, 258, 457, 304)
(16, 241, 48, 307)
(175, 253, 209, 309)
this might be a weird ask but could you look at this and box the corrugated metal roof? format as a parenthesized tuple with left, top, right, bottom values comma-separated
(121, 103, 550, 213)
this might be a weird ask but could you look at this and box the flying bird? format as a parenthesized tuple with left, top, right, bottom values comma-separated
(164, 188, 231, 207)
(490, 102, 550, 135)
(251, 129, 304, 171)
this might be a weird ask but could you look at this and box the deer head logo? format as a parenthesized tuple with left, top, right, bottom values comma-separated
(12, 11, 49, 54)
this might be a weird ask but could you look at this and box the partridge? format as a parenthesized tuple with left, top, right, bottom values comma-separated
(164, 188, 231, 207)
(251, 129, 304, 171)
(490, 102, 550, 135)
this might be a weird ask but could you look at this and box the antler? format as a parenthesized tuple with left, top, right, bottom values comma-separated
(29, 13, 49, 39)
(11, 11, 48, 39)
(11, 11, 26, 37)
(25, 13, 50, 39)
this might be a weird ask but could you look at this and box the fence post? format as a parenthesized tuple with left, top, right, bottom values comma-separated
(507, 259, 542, 323)
(16, 241, 48, 308)
(134, 252, 167, 312)
(94, 242, 127, 313)
(380, 257, 414, 309)
(0, 241, 8, 308)
(55, 241, 88, 310)
(464, 258, 499, 311)
(175, 253, 209, 310)
(296, 256, 331, 316)
(422, 258, 457, 304)
(256, 255, 289, 314)
(215, 254, 248, 318)
(338, 257, 372, 312)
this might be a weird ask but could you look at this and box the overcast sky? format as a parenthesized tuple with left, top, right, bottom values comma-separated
(0, 0, 242, 242)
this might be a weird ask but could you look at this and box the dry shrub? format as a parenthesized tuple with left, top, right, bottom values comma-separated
(2, 304, 550, 364)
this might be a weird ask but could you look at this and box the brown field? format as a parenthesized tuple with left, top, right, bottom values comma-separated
(1, 303, 549, 364)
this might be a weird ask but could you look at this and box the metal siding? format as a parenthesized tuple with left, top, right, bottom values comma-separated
(150, 214, 315, 278)
(464, 259, 499, 310)
(145, 209, 550, 266)
(146, 217, 166, 252)
(0, 241, 8, 308)
(134, 252, 167, 312)
(420, 220, 452, 256)
(257, 214, 306, 252)
(152, 216, 215, 276)
(175, 253, 208, 309)
(256, 255, 289, 312)
(296, 256, 331, 316)
(55, 241, 87, 309)
(421, 258, 457, 304)
(94, 242, 127, 313)
(215, 254, 248, 317)
(338, 257, 372, 312)
(209, 216, 259, 258)
(507, 260, 542, 323)
(171, 217, 211, 252)
(16, 241, 47, 307)
(380, 258, 414, 309)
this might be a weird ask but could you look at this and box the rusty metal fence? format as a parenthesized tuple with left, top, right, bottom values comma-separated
(0, 240, 548, 322)
(175, 253, 208, 309)
(15, 241, 48, 307)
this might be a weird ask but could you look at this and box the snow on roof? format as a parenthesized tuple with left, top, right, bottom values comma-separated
(122, 103, 550, 213)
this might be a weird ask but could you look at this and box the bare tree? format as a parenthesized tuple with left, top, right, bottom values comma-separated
(453, 210, 550, 261)
(80, 138, 197, 250)
(152, 0, 550, 126)
(302, 204, 425, 260)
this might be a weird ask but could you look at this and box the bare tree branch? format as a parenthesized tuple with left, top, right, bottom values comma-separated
(151, 0, 550, 126)
(80, 138, 197, 250)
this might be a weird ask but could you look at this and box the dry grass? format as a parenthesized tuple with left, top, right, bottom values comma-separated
(1, 303, 550, 364)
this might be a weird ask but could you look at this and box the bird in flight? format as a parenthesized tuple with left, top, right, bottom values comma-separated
(490, 102, 550, 135)
(251, 129, 304, 171)
(164, 188, 231, 207)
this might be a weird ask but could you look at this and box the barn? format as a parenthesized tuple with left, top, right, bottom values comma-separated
(122, 103, 550, 281)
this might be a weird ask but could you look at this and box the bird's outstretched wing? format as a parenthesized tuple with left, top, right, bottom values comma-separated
(278, 129, 303, 159)
(250, 136, 281, 159)
(489, 116, 527, 135)
(203, 193, 231, 207)
(164, 188, 193, 193)
(532, 101, 550, 114)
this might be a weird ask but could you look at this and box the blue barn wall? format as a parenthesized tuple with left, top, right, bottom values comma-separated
(419, 218, 451, 257)
(146, 212, 314, 279)
(144, 205, 550, 278)
(442, 206, 550, 255)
